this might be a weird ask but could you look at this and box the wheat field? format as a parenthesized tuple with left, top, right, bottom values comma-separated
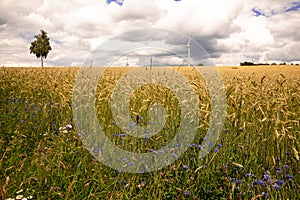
(0, 65, 299, 199)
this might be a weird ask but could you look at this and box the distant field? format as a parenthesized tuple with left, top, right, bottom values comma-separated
(0, 66, 299, 199)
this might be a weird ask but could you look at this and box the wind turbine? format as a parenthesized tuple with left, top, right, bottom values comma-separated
(186, 36, 192, 66)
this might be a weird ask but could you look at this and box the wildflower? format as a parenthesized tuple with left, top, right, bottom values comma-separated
(259, 180, 266, 187)
(245, 173, 254, 178)
(275, 167, 281, 171)
(16, 195, 24, 200)
(275, 179, 284, 185)
(286, 174, 292, 179)
(218, 143, 222, 148)
(263, 173, 271, 181)
(190, 143, 195, 147)
(184, 190, 190, 196)
(214, 148, 219, 152)
(122, 157, 126, 162)
(224, 129, 229, 133)
(183, 165, 189, 170)
(272, 183, 281, 189)
(128, 161, 133, 166)
(66, 124, 72, 129)
(120, 134, 126, 138)
(236, 180, 242, 185)
(262, 192, 268, 198)
(230, 178, 236, 182)
(113, 134, 119, 137)
(284, 165, 290, 170)
(206, 190, 210, 194)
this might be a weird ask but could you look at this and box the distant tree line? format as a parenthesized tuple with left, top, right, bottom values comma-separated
(240, 61, 299, 66)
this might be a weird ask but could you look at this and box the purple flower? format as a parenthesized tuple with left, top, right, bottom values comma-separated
(255, 179, 265, 187)
(224, 129, 229, 133)
(120, 133, 126, 138)
(183, 190, 190, 196)
(183, 165, 189, 170)
(245, 173, 254, 178)
(218, 143, 222, 148)
(262, 192, 268, 197)
(273, 183, 281, 189)
(284, 165, 290, 170)
(263, 174, 271, 181)
(236, 180, 242, 185)
(230, 178, 236, 182)
(275, 167, 281, 171)
(214, 148, 219, 152)
(128, 161, 133, 166)
(286, 174, 292, 179)
(276, 179, 285, 185)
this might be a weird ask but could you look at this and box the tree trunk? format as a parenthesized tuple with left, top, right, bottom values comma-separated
(41, 57, 43, 67)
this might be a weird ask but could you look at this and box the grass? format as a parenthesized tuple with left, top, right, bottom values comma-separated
(0, 65, 299, 199)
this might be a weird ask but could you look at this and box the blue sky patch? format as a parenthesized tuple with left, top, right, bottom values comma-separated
(284, 2, 300, 12)
(106, 0, 124, 6)
(252, 8, 266, 17)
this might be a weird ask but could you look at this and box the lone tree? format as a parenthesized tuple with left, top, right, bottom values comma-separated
(29, 30, 52, 67)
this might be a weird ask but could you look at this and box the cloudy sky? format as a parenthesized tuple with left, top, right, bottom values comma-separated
(0, 0, 299, 66)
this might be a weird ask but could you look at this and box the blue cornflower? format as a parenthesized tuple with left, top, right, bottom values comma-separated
(263, 174, 271, 181)
(286, 174, 292, 179)
(273, 183, 281, 189)
(122, 157, 126, 162)
(190, 143, 195, 147)
(128, 161, 133, 166)
(276, 179, 285, 185)
(262, 192, 268, 197)
(224, 129, 229, 133)
(284, 165, 290, 170)
(183, 165, 189, 170)
(275, 167, 281, 171)
(255, 180, 265, 187)
(183, 190, 190, 196)
(230, 178, 236, 182)
(218, 143, 222, 148)
(214, 148, 219, 152)
(120, 133, 126, 138)
(245, 173, 254, 178)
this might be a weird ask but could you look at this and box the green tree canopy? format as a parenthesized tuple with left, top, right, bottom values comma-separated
(29, 30, 52, 67)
